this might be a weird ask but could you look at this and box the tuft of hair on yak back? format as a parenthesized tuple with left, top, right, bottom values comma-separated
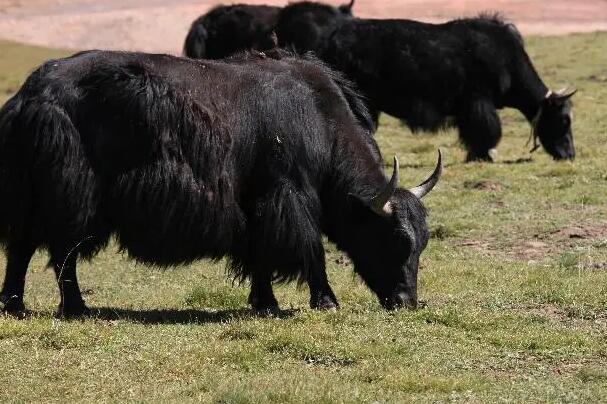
(304, 52, 375, 135)
(470, 12, 524, 45)
(275, 49, 376, 136)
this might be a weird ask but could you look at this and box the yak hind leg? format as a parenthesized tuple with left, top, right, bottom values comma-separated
(0, 237, 38, 313)
(51, 247, 89, 318)
(457, 99, 502, 162)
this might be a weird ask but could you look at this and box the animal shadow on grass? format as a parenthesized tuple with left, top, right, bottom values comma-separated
(1, 307, 298, 324)
(500, 157, 533, 165)
(89, 306, 298, 325)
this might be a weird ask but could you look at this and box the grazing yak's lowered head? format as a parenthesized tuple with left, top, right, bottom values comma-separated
(531, 88, 577, 160)
(344, 153, 442, 309)
(275, 0, 354, 54)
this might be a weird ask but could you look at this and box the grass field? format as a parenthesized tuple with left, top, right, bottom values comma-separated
(0, 33, 606, 402)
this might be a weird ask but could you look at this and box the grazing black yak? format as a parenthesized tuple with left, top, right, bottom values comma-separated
(275, 3, 576, 162)
(183, 1, 356, 59)
(0, 49, 441, 317)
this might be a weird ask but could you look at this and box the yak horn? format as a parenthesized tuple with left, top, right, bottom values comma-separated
(409, 149, 442, 199)
(554, 87, 577, 99)
(370, 156, 399, 216)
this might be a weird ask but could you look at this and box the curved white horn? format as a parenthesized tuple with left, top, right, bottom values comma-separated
(370, 156, 399, 216)
(555, 87, 577, 99)
(409, 150, 442, 199)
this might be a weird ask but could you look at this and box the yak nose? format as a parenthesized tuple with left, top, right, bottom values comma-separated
(394, 292, 417, 309)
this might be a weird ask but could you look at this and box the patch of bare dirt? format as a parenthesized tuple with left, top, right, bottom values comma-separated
(458, 221, 607, 262)
(510, 303, 607, 330)
(539, 224, 607, 241)
(527, 304, 570, 322)
(0, 0, 606, 54)
(464, 180, 503, 192)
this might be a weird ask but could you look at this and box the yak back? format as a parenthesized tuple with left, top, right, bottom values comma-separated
(323, 14, 534, 130)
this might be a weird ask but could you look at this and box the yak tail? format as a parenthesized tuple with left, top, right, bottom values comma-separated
(183, 17, 208, 58)
(0, 94, 23, 245)
(0, 84, 86, 249)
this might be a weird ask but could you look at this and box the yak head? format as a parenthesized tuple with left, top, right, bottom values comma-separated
(533, 88, 577, 160)
(348, 151, 442, 310)
(275, 1, 354, 54)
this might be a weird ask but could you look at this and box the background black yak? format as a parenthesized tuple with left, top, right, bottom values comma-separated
(183, 1, 355, 59)
(275, 3, 576, 162)
(0, 49, 440, 316)
(183, 4, 281, 59)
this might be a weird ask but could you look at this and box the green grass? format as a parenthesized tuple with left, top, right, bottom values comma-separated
(1, 33, 607, 402)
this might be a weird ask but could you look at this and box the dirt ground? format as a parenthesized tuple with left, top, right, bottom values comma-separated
(0, 0, 606, 54)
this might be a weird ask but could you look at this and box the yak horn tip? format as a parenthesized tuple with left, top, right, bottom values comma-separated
(409, 149, 442, 199)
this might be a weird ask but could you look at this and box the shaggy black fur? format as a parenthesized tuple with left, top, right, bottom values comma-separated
(275, 5, 576, 162)
(183, 4, 281, 59)
(0, 49, 432, 316)
(183, 1, 356, 60)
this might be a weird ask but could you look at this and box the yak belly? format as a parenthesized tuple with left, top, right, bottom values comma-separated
(107, 159, 241, 266)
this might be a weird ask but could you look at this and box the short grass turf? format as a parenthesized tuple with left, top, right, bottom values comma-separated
(0, 32, 606, 402)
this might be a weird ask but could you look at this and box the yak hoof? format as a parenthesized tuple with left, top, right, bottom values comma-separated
(466, 152, 493, 163)
(0, 293, 26, 313)
(249, 297, 280, 314)
(252, 304, 280, 316)
(56, 302, 91, 319)
(248, 292, 279, 314)
(310, 295, 339, 311)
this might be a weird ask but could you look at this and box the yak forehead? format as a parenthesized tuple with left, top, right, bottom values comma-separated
(543, 98, 573, 122)
(392, 190, 429, 251)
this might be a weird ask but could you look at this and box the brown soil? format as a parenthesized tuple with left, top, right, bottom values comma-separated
(463, 180, 503, 192)
(459, 220, 607, 262)
(0, 0, 606, 54)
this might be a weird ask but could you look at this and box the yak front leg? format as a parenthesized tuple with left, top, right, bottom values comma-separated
(457, 99, 502, 162)
(307, 245, 338, 310)
(248, 268, 279, 312)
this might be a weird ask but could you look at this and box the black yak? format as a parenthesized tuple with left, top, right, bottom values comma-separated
(0, 49, 441, 317)
(275, 3, 576, 162)
(183, 4, 281, 59)
(183, 1, 356, 59)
